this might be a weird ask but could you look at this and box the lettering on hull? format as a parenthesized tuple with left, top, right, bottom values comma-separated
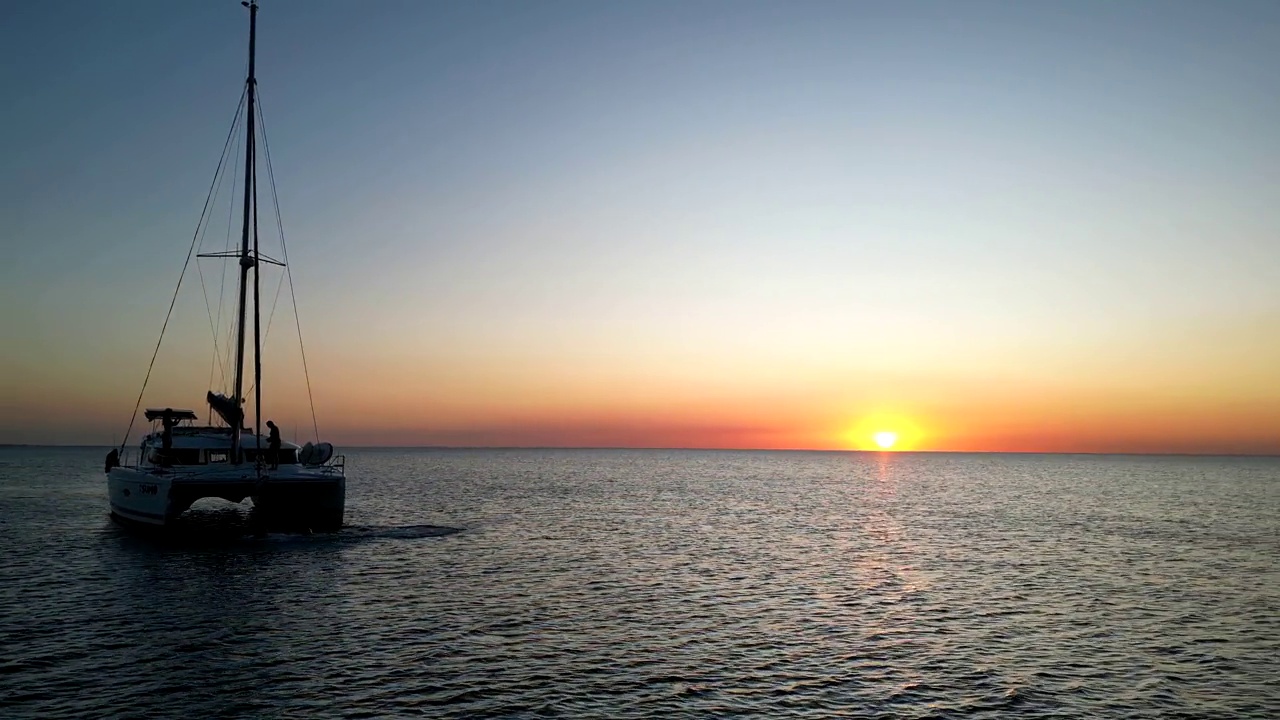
(110, 503, 167, 523)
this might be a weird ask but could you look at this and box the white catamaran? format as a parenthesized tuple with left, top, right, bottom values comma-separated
(106, 1, 345, 532)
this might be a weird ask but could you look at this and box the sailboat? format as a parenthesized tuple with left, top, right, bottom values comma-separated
(105, 1, 346, 532)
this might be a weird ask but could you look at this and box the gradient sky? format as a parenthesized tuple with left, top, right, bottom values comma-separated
(2, 0, 1278, 452)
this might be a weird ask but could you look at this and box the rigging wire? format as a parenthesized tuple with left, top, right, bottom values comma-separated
(242, 96, 299, 415)
(233, 108, 286, 402)
(260, 265, 288, 346)
(215, 58, 252, 401)
(199, 89, 247, 398)
(257, 91, 321, 443)
(117, 91, 248, 455)
(252, 116, 263, 469)
(210, 117, 245, 397)
(244, 260, 287, 396)
(256, 102, 289, 350)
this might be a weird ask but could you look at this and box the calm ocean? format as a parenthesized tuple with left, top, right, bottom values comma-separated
(1, 447, 1277, 718)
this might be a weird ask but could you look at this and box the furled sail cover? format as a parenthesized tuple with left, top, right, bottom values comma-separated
(206, 391, 246, 430)
(144, 408, 198, 422)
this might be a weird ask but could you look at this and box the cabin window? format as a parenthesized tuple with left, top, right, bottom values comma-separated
(148, 449, 203, 465)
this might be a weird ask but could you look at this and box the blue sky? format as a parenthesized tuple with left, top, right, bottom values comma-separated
(2, 0, 1278, 449)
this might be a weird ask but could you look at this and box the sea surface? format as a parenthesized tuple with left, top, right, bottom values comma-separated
(1, 447, 1277, 718)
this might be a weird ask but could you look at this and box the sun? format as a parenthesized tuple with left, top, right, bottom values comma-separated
(844, 413, 923, 451)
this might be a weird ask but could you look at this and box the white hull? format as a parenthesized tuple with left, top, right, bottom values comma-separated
(108, 464, 345, 530)
(108, 468, 175, 525)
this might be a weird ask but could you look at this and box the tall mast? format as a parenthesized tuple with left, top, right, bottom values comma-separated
(231, 0, 258, 464)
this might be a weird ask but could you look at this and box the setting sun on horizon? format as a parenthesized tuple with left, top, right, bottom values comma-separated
(2, 2, 1279, 456)
(839, 414, 929, 453)
(873, 432, 899, 450)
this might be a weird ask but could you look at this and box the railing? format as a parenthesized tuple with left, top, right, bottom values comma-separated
(113, 448, 346, 476)
(319, 454, 345, 476)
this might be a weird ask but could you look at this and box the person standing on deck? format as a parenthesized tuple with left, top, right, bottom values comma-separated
(266, 420, 281, 470)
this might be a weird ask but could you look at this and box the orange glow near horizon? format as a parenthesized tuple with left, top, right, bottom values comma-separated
(5, 388, 1280, 454)
(845, 413, 926, 452)
(5, 325, 1280, 453)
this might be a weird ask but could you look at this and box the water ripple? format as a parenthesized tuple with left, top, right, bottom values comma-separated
(1, 448, 1278, 717)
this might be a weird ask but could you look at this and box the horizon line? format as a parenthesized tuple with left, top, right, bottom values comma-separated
(3, 443, 1277, 459)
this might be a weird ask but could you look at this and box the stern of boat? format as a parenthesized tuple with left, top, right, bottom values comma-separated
(250, 465, 346, 532)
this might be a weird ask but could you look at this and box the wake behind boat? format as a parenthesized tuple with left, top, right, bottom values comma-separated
(105, 2, 345, 532)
